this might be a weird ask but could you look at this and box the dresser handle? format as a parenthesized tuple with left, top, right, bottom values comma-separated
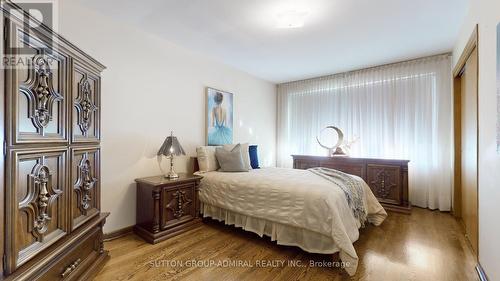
(61, 258, 81, 278)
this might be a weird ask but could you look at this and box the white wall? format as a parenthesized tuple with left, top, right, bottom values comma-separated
(453, 1, 500, 280)
(58, 2, 277, 233)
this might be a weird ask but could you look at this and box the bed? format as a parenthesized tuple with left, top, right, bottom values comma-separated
(196, 167, 387, 276)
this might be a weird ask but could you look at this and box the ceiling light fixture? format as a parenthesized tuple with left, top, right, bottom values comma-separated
(275, 9, 309, 29)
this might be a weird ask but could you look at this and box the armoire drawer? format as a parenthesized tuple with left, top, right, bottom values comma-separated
(37, 226, 101, 281)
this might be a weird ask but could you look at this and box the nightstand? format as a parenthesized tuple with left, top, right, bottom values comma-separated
(134, 174, 202, 244)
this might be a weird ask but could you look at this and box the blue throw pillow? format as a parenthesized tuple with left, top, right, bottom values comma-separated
(249, 145, 260, 169)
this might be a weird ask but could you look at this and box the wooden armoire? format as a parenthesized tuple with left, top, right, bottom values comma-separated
(0, 2, 108, 280)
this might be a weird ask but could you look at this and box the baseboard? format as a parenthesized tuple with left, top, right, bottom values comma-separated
(476, 263, 488, 281)
(103, 225, 134, 241)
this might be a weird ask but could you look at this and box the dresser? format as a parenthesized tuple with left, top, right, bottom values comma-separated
(134, 174, 202, 244)
(1, 2, 108, 280)
(292, 155, 411, 213)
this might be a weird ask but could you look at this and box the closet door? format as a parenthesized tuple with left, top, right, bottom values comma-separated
(460, 47, 479, 255)
(71, 60, 101, 143)
(70, 146, 100, 230)
(5, 20, 69, 145)
(4, 148, 68, 272)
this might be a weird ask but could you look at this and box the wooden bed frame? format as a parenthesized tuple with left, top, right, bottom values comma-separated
(191, 156, 200, 173)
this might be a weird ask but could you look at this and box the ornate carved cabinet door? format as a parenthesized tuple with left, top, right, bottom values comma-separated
(70, 147, 100, 231)
(5, 20, 69, 145)
(71, 61, 100, 143)
(161, 183, 196, 229)
(367, 164, 401, 205)
(5, 148, 68, 272)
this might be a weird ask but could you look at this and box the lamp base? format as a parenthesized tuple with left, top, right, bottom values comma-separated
(165, 162, 179, 179)
(164, 171, 179, 179)
(161, 154, 179, 179)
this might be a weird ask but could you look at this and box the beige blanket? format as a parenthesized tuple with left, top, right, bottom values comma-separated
(198, 167, 387, 275)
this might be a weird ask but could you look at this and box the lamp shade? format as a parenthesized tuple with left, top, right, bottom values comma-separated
(157, 132, 186, 156)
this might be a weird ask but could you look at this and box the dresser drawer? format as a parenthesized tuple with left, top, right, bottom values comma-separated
(320, 162, 365, 179)
(293, 160, 320, 169)
(161, 183, 196, 230)
(38, 227, 101, 281)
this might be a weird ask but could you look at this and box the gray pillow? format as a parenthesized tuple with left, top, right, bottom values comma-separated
(215, 144, 249, 172)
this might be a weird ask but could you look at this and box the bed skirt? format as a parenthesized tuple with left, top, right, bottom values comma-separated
(200, 202, 342, 255)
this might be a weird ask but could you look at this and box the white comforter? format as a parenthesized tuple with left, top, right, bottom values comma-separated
(198, 167, 387, 275)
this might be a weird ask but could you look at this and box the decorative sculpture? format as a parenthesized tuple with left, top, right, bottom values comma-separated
(316, 126, 358, 157)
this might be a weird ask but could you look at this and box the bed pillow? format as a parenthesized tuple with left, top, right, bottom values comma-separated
(215, 144, 248, 172)
(223, 143, 252, 170)
(249, 145, 260, 169)
(196, 146, 220, 173)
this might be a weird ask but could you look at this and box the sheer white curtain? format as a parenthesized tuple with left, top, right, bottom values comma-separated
(277, 55, 453, 211)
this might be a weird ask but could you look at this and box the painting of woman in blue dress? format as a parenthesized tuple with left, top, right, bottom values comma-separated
(207, 88, 233, 145)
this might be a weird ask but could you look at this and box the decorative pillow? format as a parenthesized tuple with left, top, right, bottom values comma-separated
(215, 144, 248, 172)
(223, 143, 252, 170)
(196, 146, 220, 173)
(249, 145, 260, 169)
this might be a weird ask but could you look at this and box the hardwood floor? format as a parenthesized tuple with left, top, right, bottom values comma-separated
(95, 208, 478, 281)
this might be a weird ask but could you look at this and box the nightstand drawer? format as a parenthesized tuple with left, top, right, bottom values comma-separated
(161, 183, 196, 229)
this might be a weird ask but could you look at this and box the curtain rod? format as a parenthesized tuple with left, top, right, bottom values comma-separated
(278, 52, 452, 85)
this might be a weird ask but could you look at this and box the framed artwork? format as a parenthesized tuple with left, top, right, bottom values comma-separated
(497, 23, 500, 153)
(206, 87, 233, 145)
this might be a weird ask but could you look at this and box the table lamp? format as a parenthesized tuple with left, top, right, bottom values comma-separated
(157, 131, 186, 179)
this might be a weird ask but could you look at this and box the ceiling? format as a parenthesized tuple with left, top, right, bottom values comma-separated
(76, 0, 469, 83)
